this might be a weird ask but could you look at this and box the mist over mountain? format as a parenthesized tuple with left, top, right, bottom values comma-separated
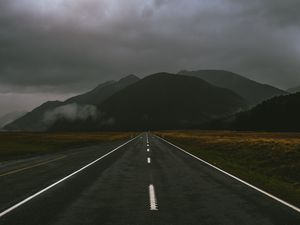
(49, 73, 247, 131)
(44, 104, 98, 126)
(287, 86, 300, 93)
(4, 75, 139, 131)
(178, 70, 287, 106)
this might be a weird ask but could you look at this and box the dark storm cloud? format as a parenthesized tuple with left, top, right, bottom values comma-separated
(0, 0, 300, 95)
(252, 0, 300, 26)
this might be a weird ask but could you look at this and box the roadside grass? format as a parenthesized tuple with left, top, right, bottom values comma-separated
(0, 132, 137, 160)
(155, 130, 300, 207)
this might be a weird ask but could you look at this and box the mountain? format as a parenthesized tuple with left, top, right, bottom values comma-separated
(0, 111, 27, 128)
(3, 101, 64, 131)
(287, 86, 300, 93)
(4, 75, 140, 131)
(49, 73, 247, 131)
(218, 92, 300, 132)
(65, 74, 139, 105)
(178, 70, 287, 106)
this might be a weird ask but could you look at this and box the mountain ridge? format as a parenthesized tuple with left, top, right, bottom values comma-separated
(4, 75, 140, 131)
(0, 111, 27, 129)
(178, 69, 287, 106)
(49, 73, 247, 131)
(5, 70, 290, 132)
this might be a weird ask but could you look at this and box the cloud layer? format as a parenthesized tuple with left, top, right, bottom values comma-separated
(0, 0, 300, 114)
(43, 103, 98, 125)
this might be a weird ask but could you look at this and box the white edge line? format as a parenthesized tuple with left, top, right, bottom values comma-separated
(0, 134, 141, 218)
(149, 184, 158, 210)
(155, 134, 300, 214)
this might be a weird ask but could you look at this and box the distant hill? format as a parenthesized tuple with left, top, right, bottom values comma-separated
(287, 86, 300, 93)
(218, 93, 300, 132)
(4, 75, 140, 131)
(178, 70, 287, 106)
(49, 73, 247, 131)
(0, 111, 27, 128)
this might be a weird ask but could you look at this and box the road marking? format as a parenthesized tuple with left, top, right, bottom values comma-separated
(149, 184, 158, 210)
(0, 135, 140, 218)
(0, 156, 66, 177)
(155, 135, 300, 214)
(147, 157, 151, 164)
(147, 148, 150, 152)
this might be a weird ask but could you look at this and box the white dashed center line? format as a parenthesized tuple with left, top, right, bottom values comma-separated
(149, 184, 158, 210)
(146, 134, 158, 211)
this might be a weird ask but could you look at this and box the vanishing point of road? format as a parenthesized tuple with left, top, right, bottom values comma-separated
(0, 133, 299, 225)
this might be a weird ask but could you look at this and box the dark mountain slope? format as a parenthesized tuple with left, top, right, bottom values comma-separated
(226, 92, 300, 132)
(65, 75, 139, 105)
(178, 70, 287, 106)
(50, 73, 247, 131)
(4, 75, 139, 131)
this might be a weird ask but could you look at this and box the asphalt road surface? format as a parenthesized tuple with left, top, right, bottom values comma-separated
(0, 133, 299, 225)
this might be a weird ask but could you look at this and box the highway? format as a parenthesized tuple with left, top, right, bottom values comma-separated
(0, 133, 299, 225)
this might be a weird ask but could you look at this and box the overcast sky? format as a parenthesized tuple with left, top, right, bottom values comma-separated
(0, 0, 300, 116)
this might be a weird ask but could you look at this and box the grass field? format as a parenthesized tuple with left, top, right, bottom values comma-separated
(155, 130, 300, 207)
(0, 132, 137, 160)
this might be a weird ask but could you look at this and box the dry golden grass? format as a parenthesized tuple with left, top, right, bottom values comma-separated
(0, 132, 137, 159)
(155, 130, 300, 206)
